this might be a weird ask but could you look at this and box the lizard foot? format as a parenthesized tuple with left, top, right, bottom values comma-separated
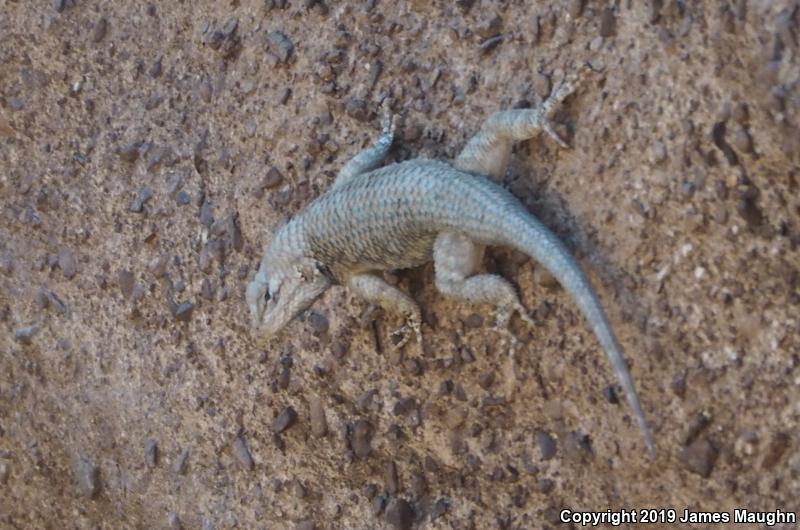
(390, 317, 423, 353)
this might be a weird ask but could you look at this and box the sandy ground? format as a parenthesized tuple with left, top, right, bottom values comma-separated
(1, 1, 799, 529)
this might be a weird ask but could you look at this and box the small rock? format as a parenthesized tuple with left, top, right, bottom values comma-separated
(57, 248, 77, 279)
(650, 141, 667, 165)
(464, 313, 483, 329)
(273, 406, 298, 434)
(385, 498, 414, 530)
(532, 72, 551, 99)
(148, 256, 168, 277)
(144, 438, 158, 468)
(267, 30, 294, 63)
(130, 187, 153, 213)
(475, 15, 502, 38)
(373, 495, 387, 515)
(385, 460, 399, 495)
(533, 267, 558, 289)
(309, 396, 328, 437)
(173, 447, 190, 475)
(232, 436, 254, 471)
(350, 419, 373, 459)
(599, 8, 617, 37)
(295, 521, 315, 530)
(263, 167, 284, 188)
(536, 430, 557, 460)
(199, 198, 215, 227)
(174, 301, 194, 322)
(73, 455, 100, 498)
(567, 0, 585, 18)
(0, 461, 9, 484)
(479, 35, 503, 54)
(602, 385, 619, 404)
(91, 17, 108, 43)
(118, 270, 135, 299)
(736, 197, 763, 229)
(0, 253, 13, 276)
(761, 432, 790, 470)
(116, 142, 141, 162)
(679, 438, 718, 478)
(14, 325, 39, 345)
(345, 97, 369, 122)
(176, 191, 190, 205)
(307, 312, 329, 334)
(537, 478, 554, 494)
(732, 128, 752, 153)
(167, 512, 182, 530)
(682, 412, 711, 446)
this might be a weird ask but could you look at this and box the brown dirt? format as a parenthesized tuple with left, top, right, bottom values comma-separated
(2, 1, 799, 529)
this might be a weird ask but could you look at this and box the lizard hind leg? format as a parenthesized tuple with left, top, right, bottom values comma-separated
(433, 232, 533, 355)
(333, 99, 395, 189)
(453, 68, 587, 179)
(347, 273, 423, 352)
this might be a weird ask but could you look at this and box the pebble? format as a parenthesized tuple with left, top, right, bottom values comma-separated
(176, 191, 190, 205)
(464, 313, 483, 328)
(14, 325, 39, 345)
(232, 436, 254, 471)
(118, 270, 135, 299)
(174, 301, 194, 322)
(538, 478, 554, 494)
(273, 406, 298, 434)
(309, 395, 328, 437)
(167, 512, 182, 530)
(533, 267, 558, 289)
(263, 167, 284, 189)
(536, 430, 557, 460)
(148, 256, 168, 277)
(350, 419, 373, 458)
(761, 432, 790, 469)
(57, 248, 77, 279)
(599, 8, 617, 37)
(602, 385, 619, 404)
(732, 127, 752, 153)
(267, 31, 294, 63)
(532, 72, 551, 99)
(479, 35, 503, 54)
(130, 187, 153, 213)
(73, 454, 100, 498)
(567, 0, 585, 18)
(373, 495, 387, 515)
(736, 197, 763, 229)
(116, 142, 141, 162)
(173, 447, 190, 475)
(475, 15, 502, 38)
(385, 460, 399, 495)
(145, 438, 158, 467)
(91, 17, 108, 43)
(385, 498, 414, 530)
(681, 412, 711, 446)
(649, 141, 667, 165)
(0, 253, 12, 276)
(307, 312, 329, 334)
(345, 98, 368, 122)
(295, 521, 315, 530)
(0, 461, 7, 484)
(679, 438, 718, 478)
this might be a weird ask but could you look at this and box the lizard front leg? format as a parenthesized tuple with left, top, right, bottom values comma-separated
(454, 69, 587, 179)
(347, 273, 423, 351)
(433, 232, 533, 354)
(333, 100, 395, 189)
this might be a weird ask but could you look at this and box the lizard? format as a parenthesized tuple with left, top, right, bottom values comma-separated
(246, 70, 656, 456)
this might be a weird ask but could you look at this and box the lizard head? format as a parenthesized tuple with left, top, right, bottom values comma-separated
(246, 256, 331, 341)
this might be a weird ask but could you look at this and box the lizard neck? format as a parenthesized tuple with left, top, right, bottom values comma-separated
(267, 214, 311, 264)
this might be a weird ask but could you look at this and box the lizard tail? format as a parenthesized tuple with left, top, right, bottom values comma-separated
(503, 209, 656, 457)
